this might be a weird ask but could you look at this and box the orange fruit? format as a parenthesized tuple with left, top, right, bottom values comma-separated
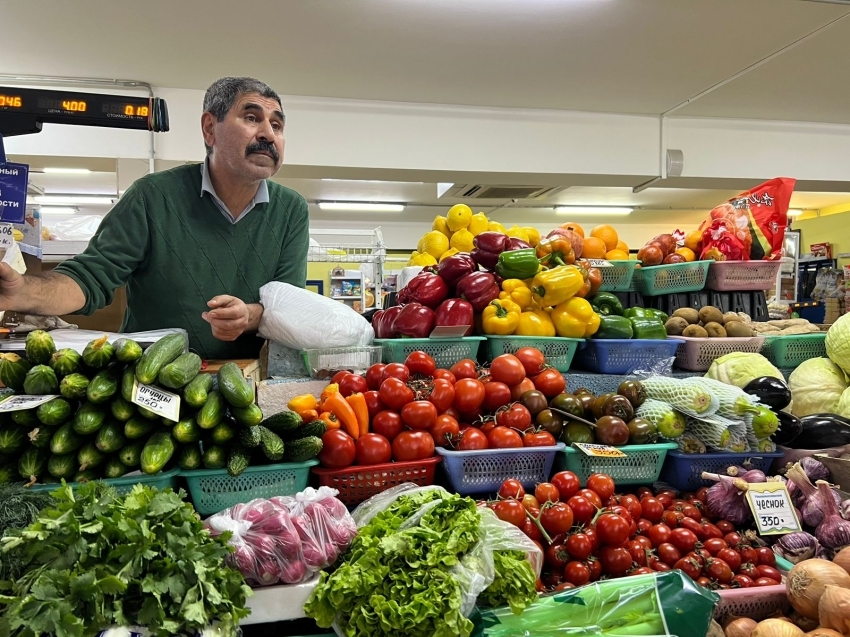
(616, 240, 629, 253)
(675, 247, 696, 262)
(560, 222, 585, 238)
(582, 237, 608, 259)
(590, 225, 619, 251)
(605, 249, 630, 261)
(685, 230, 703, 252)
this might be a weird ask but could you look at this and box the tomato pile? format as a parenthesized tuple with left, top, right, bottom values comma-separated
(489, 472, 780, 592)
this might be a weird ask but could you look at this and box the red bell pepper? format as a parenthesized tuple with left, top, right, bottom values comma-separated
(401, 271, 448, 309)
(508, 237, 532, 250)
(372, 306, 403, 339)
(392, 303, 436, 339)
(435, 298, 475, 336)
(437, 253, 478, 291)
(456, 271, 500, 313)
(471, 232, 511, 271)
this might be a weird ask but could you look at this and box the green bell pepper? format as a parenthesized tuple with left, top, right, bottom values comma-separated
(623, 307, 668, 323)
(495, 248, 540, 280)
(629, 317, 668, 340)
(589, 292, 624, 316)
(594, 315, 634, 339)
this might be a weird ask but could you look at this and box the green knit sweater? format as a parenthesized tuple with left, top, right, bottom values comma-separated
(54, 164, 309, 359)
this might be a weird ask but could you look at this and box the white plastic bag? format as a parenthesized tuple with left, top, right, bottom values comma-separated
(258, 282, 374, 349)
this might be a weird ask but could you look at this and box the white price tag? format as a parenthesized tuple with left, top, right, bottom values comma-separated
(573, 443, 627, 458)
(131, 379, 181, 422)
(0, 394, 59, 412)
(0, 224, 14, 249)
(746, 482, 802, 536)
(587, 259, 614, 268)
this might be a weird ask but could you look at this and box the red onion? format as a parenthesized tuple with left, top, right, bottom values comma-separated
(787, 463, 841, 528)
(841, 499, 850, 521)
(702, 472, 753, 525)
(815, 480, 850, 551)
(774, 531, 820, 564)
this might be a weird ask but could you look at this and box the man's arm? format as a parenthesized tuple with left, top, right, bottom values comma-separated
(0, 265, 86, 315)
(202, 296, 262, 341)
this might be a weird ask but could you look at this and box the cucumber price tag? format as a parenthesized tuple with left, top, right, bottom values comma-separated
(131, 379, 180, 422)
(0, 224, 14, 249)
(746, 482, 801, 536)
(0, 394, 59, 412)
(573, 443, 627, 458)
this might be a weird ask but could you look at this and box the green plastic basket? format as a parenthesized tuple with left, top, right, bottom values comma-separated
(598, 260, 639, 292)
(374, 337, 486, 368)
(634, 260, 711, 296)
(182, 460, 317, 517)
(28, 467, 181, 495)
(555, 442, 677, 485)
(486, 336, 583, 372)
(761, 332, 827, 369)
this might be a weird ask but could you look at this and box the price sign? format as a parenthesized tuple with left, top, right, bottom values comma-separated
(587, 259, 614, 268)
(0, 224, 14, 249)
(746, 482, 802, 536)
(0, 394, 59, 412)
(131, 379, 180, 422)
(573, 443, 627, 458)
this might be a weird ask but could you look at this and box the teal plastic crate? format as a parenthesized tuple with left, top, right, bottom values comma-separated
(761, 332, 827, 369)
(555, 442, 678, 485)
(635, 260, 711, 296)
(28, 467, 181, 496)
(182, 460, 317, 517)
(598, 260, 639, 292)
(374, 337, 485, 368)
(486, 336, 582, 372)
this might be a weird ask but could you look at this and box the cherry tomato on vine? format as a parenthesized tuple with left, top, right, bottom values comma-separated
(427, 379, 456, 413)
(365, 364, 386, 391)
(596, 513, 631, 546)
(598, 546, 631, 576)
(498, 479, 526, 500)
(532, 369, 566, 397)
(551, 471, 580, 500)
(495, 403, 532, 430)
(628, 539, 648, 566)
(522, 494, 540, 510)
(405, 351, 436, 377)
(381, 363, 410, 384)
(457, 428, 489, 450)
(566, 495, 596, 525)
(540, 502, 574, 535)
(493, 499, 526, 528)
(586, 474, 615, 501)
(449, 359, 478, 380)
(578, 489, 602, 509)
(564, 561, 591, 587)
(586, 557, 603, 581)
(487, 426, 523, 449)
(566, 533, 593, 560)
(431, 415, 460, 447)
(482, 381, 512, 412)
(534, 482, 560, 504)
(619, 494, 642, 521)
(544, 543, 570, 571)
(641, 497, 664, 524)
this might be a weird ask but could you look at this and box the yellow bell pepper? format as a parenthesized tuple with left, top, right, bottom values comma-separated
(447, 203, 473, 232)
(450, 229, 475, 252)
(410, 252, 438, 267)
(500, 279, 533, 310)
(482, 300, 521, 335)
(468, 212, 489, 237)
(506, 225, 530, 243)
(489, 221, 507, 234)
(516, 309, 556, 337)
(432, 215, 452, 238)
(288, 394, 318, 414)
(419, 230, 450, 259)
(551, 297, 601, 338)
(439, 248, 460, 263)
(523, 227, 541, 247)
(531, 265, 586, 308)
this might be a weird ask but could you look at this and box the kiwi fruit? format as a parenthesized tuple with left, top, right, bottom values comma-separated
(665, 317, 689, 336)
(725, 321, 753, 337)
(704, 322, 727, 338)
(698, 306, 724, 325)
(683, 324, 708, 338)
(672, 308, 699, 325)
(722, 312, 742, 325)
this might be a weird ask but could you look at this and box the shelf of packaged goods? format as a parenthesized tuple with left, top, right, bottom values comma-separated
(332, 295, 360, 300)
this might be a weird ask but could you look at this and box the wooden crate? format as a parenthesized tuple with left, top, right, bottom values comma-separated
(200, 358, 261, 400)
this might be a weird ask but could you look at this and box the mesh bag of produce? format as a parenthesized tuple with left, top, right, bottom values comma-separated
(642, 376, 719, 418)
(686, 416, 748, 452)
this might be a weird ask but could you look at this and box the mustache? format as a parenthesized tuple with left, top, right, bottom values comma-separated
(246, 141, 280, 162)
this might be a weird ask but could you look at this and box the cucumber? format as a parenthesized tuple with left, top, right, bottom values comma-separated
(25, 330, 56, 366)
(239, 426, 262, 448)
(121, 365, 136, 402)
(50, 348, 82, 378)
(37, 398, 73, 426)
(48, 453, 77, 479)
(261, 411, 301, 436)
(140, 431, 175, 474)
(202, 444, 227, 470)
(157, 352, 201, 390)
(12, 409, 38, 428)
(119, 441, 144, 468)
(258, 426, 285, 461)
(72, 402, 107, 435)
(135, 333, 187, 385)
(77, 442, 106, 471)
(0, 466, 15, 484)
(183, 373, 213, 408)
(50, 422, 84, 455)
(110, 396, 135, 422)
(0, 424, 26, 455)
(124, 416, 156, 441)
(0, 353, 31, 392)
(231, 403, 263, 428)
(196, 390, 224, 429)
(172, 417, 201, 444)
(227, 446, 251, 477)
(113, 338, 143, 364)
(95, 422, 126, 453)
(177, 443, 202, 471)
(81, 335, 114, 370)
(217, 362, 254, 408)
(137, 406, 160, 420)
(102, 458, 127, 479)
(60, 373, 90, 401)
(282, 436, 323, 463)
(18, 448, 48, 480)
(23, 365, 58, 396)
(28, 426, 54, 449)
(87, 369, 120, 404)
(210, 420, 236, 445)
(288, 420, 327, 441)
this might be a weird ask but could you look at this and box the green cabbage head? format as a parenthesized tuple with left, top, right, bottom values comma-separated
(826, 313, 850, 376)
(704, 352, 783, 389)
(788, 357, 849, 417)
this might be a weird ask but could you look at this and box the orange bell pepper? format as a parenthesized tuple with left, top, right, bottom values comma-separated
(536, 237, 575, 267)
(324, 391, 359, 439)
(319, 411, 341, 430)
(300, 409, 319, 424)
(319, 383, 339, 409)
(345, 393, 370, 435)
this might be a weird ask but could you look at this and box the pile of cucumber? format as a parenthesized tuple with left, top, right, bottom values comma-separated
(0, 330, 323, 486)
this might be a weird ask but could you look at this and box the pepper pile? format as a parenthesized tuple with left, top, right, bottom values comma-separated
(587, 293, 669, 340)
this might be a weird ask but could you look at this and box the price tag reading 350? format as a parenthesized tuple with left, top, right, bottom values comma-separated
(573, 443, 627, 458)
(131, 379, 181, 422)
(746, 482, 802, 536)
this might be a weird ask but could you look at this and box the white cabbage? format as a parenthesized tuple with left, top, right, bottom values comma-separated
(827, 313, 850, 376)
(788, 357, 849, 417)
(704, 352, 783, 389)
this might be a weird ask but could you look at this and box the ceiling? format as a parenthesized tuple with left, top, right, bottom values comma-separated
(4, 0, 850, 123)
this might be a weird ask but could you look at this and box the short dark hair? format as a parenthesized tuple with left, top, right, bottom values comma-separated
(203, 77, 283, 154)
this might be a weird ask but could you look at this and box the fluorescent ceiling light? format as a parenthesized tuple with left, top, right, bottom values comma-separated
(38, 207, 77, 215)
(317, 202, 405, 212)
(321, 179, 424, 184)
(787, 209, 804, 217)
(42, 168, 92, 175)
(555, 206, 633, 216)
(29, 196, 115, 206)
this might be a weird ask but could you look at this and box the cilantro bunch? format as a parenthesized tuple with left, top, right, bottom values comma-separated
(0, 483, 252, 637)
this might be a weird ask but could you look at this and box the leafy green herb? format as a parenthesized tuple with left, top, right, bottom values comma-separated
(476, 550, 538, 615)
(0, 483, 56, 585)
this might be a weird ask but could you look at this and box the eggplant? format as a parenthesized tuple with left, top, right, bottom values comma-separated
(744, 376, 792, 411)
(790, 413, 850, 449)
(772, 411, 803, 446)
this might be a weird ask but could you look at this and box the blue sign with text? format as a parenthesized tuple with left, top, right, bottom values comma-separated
(0, 162, 28, 224)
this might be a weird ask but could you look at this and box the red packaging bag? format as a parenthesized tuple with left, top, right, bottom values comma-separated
(699, 178, 796, 261)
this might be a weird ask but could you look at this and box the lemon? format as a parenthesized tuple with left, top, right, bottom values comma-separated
(450, 229, 474, 253)
(410, 252, 438, 267)
(468, 212, 489, 237)
(447, 204, 473, 232)
(506, 225, 530, 243)
(489, 221, 507, 234)
(439, 248, 460, 263)
(432, 215, 452, 238)
(420, 230, 450, 259)
(523, 226, 541, 247)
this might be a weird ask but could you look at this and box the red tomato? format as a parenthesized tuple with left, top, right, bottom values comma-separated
(755, 547, 776, 567)
(702, 538, 728, 556)
(427, 379, 455, 413)
(563, 561, 591, 587)
(540, 502, 574, 535)
(633, 535, 652, 550)
(723, 532, 743, 547)
(662, 510, 683, 528)
(733, 574, 754, 588)
(628, 539, 648, 566)
(700, 521, 723, 540)
(656, 542, 682, 566)
(585, 527, 600, 551)
(401, 400, 438, 430)
(331, 371, 351, 385)
(535, 483, 560, 504)
(365, 364, 386, 391)
(490, 354, 527, 386)
(391, 430, 435, 461)
(363, 391, 386, 419)
(532, 369, 566, 397)
(695, 487, 710, 504)
(586, 557, 603, 581)
(493, 499, 526, 528)
(619, 494, 642, 521)
(717, 548, 742, 573)
(656, 493, 673, 508)
(514, 347, 546, 376)
(479, 420, 496, 435)
(596, 513, 630, 546)
(637, 487, 653, 499)
(705, 558, 733, 584)
(482, 381, 512, 412)
(566, 533, 593, 560)
(636, 518, 653, 535)
(647, 523, 672, 548)
(738, 562, 758, 579)
(495, 403, 532, 430)
(586, 474, 616, 501)
(318, 430, 357, 469)
(499, 479, 526, 500)
(679, 517, 703, 540)
(652, 561, 672, 572)
(339, 373, 368, 397)
(457, 428, 489, 450)
(739, 546, 758, 566)
(371, 410, 404, 441)
(756, 565, 782, 582)
(686, 549, 708, 567)
(599, 546, 631, 576)
(510, 378, 536, 401)
(542, 571, 563, 588)
(680, 504, 702, 521)
(608, 505, 632, 523)
(674, 557, 703, 580)
(670, 528, 698, 554)
(523, 430, 557, 447)
(755, 577, 780, 587)
(551, 471, 581, 501)
(354, 433, 392, 465)
(487, 426, 523, 449)
(522, 517, 543, 542)
(453, 378, 486, 413)
(567, 495, 596, 525)
(431, 415, 460, 447)
(379, 377, 414, 411)
(443, 406, 462, 421)
(381, 363, 410, 384)
(554, 581, 575, 591)
(404, 351, 436, 377)
(449, 359, 478, 380)
(522, 494, 540, 510)
(545, 543, 570, 571)
(578, 489, 603, 509)
(641, 497, 664, 524)
(632, 567, 655, 576)
(696, 576, 712, 588)
(433, 369, 456, 384)
(715, 520, 735, 534)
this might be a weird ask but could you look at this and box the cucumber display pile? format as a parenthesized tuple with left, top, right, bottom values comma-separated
(0, 331, 322, 486)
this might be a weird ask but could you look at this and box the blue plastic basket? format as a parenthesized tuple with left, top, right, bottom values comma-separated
(435, 443, 565, 495)
(575, 338, 684, 375)
(659, 450, 784, 491)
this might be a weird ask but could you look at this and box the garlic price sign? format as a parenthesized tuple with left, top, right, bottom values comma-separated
(746, 482, 802, 536)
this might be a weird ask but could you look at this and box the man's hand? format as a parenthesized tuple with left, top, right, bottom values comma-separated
(0, 263, 26, 310)
(202, 295, 263, 342)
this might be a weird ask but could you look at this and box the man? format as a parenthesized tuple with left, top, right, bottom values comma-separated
(0, 77, 309, 359)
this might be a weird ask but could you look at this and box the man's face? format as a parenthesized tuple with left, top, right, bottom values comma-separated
(202, 92, 285, 181)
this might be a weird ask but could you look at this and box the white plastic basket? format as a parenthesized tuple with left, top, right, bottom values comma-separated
(706, 260, 782, 291)
(674, 336, 765, 372)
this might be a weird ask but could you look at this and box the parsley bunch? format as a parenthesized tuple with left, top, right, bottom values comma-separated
(0, 483, 251, 637)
